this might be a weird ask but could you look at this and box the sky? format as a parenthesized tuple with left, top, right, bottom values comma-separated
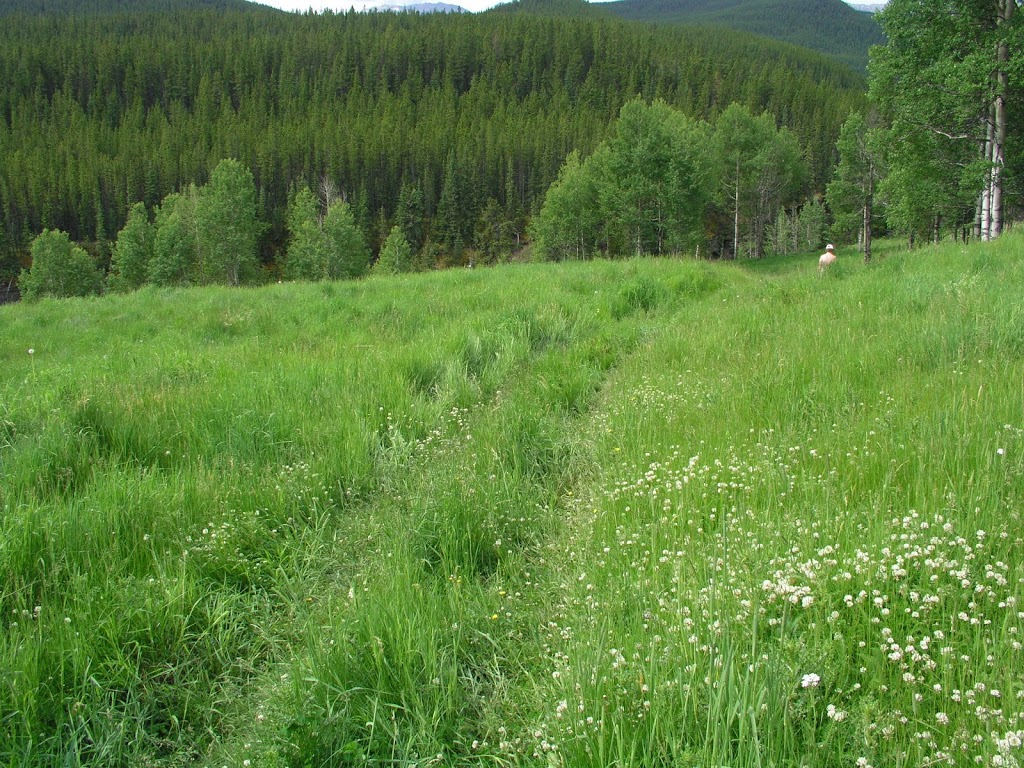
(258, 0, 884, 17)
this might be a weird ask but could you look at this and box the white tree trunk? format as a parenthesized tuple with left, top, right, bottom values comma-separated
(981, 115, 994, 241)
(733, 159, 740, 259)
(992, 0, 1013, 238)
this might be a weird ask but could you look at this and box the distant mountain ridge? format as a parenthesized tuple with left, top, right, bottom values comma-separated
(0, 0, 468, 14)
(403, 2, 465, 10)
(601, 0, 883, 71)
(496, 0, 880, 72)
(0, 0, 264, 13)
(358, 2, 466, 10)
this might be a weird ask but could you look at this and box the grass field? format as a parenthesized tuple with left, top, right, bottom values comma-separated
(1, 235, 1023, 767)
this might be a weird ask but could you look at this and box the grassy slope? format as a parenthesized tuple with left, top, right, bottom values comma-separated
(1, 235, 1023, 766)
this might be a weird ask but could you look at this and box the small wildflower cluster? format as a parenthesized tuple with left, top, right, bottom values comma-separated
(275, 460, 339, 514)
(524, 376, 1024, 766)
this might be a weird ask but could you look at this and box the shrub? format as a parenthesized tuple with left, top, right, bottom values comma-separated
(19, 229, 103, 300)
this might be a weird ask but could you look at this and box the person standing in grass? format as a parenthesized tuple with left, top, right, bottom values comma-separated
(818, 243, 837, 273)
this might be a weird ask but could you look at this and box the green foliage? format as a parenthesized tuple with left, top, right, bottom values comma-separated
(599, 99, 713, 256)
(18, 229, 102, 300)
(283, 187, 328, 281)
(0, 218, 20, 296)
(598, 0, 886, 72)
(0, 0, 265, 14)
(534, 99, 714, 259)
(768, 196, 829, 257)
(869, 0, 1021, 241)
(474, 197, 513, 263)
(374, 226, 414, 275)
(108, 202, 154, 292)
(322, 201, 370, 280)
(877, 127, 970, 245)
(395, 183, 426, 253)
(826, 111, 884, 256)
(196, 159, 261, 286)
(3, 233, 1024, 767)
(798, 197, 828, 251)
(149, 190, 199, 287)
(531, 150, 602, 260)
(433, 151, 473, 258)
(0, 7, 865, 261)
(713, 102, 807, 258)
(283, 191, 370, 282)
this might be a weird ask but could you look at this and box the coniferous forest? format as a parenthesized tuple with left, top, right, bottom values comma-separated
(2, 3, 1024, 765)
(0, 3, 867, 292)
(596, 0, 886, 72)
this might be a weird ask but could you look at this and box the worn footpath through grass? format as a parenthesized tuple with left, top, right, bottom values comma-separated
(529, 235, 1024, 767)
(2, 235, 1023, 767)
(0, 256, 725, 766)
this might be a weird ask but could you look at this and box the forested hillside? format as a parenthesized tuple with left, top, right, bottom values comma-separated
(489, 0, 612, 18)
(598, 0, 885, 72)
(0, 6, 865, 284)
(0, 0, 264, 14)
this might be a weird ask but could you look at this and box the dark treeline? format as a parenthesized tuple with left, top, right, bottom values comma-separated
(0, 0, 260, 14)
(0, 6, 865, 279)
(602, 0, 885, 72)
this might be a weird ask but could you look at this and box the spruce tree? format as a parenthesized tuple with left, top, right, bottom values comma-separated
(375, 225, 413, 275)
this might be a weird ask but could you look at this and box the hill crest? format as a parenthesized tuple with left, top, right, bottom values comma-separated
(495, 0, 884, 71)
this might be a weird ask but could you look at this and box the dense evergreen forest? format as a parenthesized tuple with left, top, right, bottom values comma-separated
(0, 0, 261, 14)
(599, 0, 885, 72)
(0, 4, 866, 288)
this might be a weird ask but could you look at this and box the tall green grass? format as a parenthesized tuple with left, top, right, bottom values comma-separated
(1, 236, 1022, 767)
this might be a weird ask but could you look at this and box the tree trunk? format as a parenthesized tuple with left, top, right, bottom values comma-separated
(980, 115, 994, 240)
(733, 159, 740, 259)
(974, 189, 983, 241)
(991, 0, 1013, 238)
(863, 163, 873, 263)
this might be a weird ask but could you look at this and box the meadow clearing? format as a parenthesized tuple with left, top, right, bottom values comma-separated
(1, 235, 1022, 767)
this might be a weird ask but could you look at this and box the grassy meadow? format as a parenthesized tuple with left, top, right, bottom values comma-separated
(1, 235, 1023, 767)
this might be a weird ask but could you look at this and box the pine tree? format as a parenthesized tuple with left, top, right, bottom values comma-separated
(474, 198, 508, 264)
(375, 225, 413, 275)
(395, 183, 425, 252)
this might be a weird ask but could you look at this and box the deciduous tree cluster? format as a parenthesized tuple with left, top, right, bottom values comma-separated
(828, 0, 1021, 251)
(0, 5, 865, 278)
(532, 100, 806, 260)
